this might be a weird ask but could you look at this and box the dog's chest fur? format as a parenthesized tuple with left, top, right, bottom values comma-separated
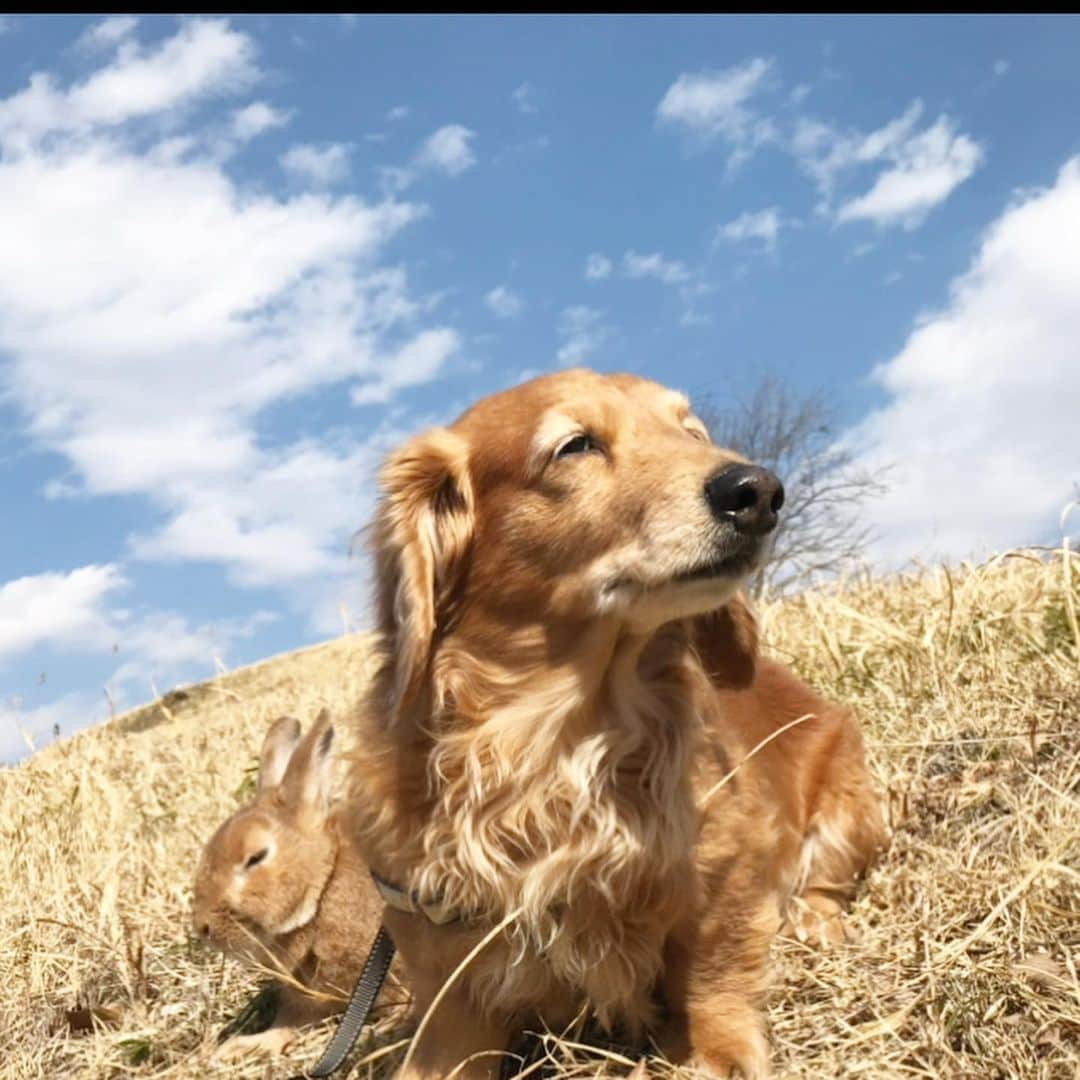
(404, 651, 706, 1026)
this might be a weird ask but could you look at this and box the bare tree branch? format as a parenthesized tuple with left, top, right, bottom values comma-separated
(697, 375, 891, 597)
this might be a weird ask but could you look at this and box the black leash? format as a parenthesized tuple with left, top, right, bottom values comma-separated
(288, 925, 396, 1079)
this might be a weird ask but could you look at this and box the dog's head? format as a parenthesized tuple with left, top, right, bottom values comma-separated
(371, 369, 782, 710)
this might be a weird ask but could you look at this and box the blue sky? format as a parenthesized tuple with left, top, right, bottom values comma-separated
(2, 15, 1078, 760)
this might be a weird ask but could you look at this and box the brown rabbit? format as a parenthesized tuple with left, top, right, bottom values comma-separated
(192, 710, 400, 1057)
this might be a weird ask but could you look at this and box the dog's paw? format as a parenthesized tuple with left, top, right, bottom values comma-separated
(782, 892, 856, 949)
(688, 1056, 772, 1080)
(689, 1029, 772, 1080)
(213, 1026, 297, 1060)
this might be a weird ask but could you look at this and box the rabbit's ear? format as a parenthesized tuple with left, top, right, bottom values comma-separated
(279, 709, 336, 823)
(258, 716, 302, 791)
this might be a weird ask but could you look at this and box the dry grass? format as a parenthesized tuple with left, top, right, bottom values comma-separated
(2, 549, 1078, 1079)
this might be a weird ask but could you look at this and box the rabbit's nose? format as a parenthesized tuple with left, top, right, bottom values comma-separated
(198, 922, 211, 939)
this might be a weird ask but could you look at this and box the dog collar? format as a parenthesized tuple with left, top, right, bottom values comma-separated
(370, 869, 463, 927)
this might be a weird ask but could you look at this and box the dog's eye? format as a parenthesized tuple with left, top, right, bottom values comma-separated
(243, 848, 269, 870)
(555, 433, 598, 459)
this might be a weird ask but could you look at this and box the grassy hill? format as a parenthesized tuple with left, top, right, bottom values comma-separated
(3, 550, 1078, 1079)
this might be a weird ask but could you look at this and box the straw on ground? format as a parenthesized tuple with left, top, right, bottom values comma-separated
(2, 548, 1077, 1079)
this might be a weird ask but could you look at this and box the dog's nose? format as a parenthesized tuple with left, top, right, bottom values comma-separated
(704, 464, 785, 536)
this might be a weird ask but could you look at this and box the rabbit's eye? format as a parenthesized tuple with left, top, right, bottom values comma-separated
(244, 848, 269, 870)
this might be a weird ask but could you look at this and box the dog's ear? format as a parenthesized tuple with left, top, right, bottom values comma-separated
(691, 592, 759, 690)
(372, 427, 474, 716)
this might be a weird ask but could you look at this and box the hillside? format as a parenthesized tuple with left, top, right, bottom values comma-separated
(3, 550, 1078, 1079)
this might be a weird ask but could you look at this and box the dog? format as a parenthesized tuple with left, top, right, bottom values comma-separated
(348, 368, 885, 1078)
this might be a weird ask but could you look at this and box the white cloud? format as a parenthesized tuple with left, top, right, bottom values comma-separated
(556, 306, 609, 367)
(383, 123, 478, 191)
(0, 19, 257, 152)
(586, 250, 700, 320)
(585, 253, 613, 280)
(231, 100, 288, 141)
(835, 116, 983, 229)
(0, 565, 124, 659)
(656, 58, 776, 169)
(792, 102, 922, 201)
(350, 328, 461, 407)
(416, 123, 476, 176)
(280, 141, 351, 185)
(484, 285, 523, 319)
(129, 449, 366, 586)
(0, 568, 274, 759)
(847, 157, 1080, 566)
(656, 64, 983, 228)
(621, 250, 690, 284)
(110, 609, 273, 687)
(492, 134, 551, 167)
(585, 250, 688, 285)
(993, 59, 1010, 77)
(77, 16, 139, 51)
(0, 21, 458, 595)
(386, 104, 409, 122)
(2, 692, 103, 761)
(513, 82, 538, 114)
(794, 101, 983, 229)
(716, 207, 785, 252)
(855, 102, 926, 162)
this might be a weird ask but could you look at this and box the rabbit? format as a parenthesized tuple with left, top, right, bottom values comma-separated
(192, 710, 402, 1058)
